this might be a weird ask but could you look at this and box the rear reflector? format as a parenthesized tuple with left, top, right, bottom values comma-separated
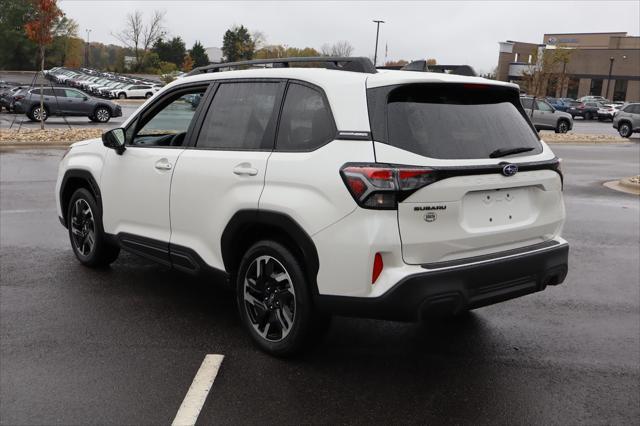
(372, 253, 383, 284)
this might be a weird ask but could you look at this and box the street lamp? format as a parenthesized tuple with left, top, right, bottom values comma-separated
(605, 56, 614, 99)
(85, 29, 92, 67)
(372, 20, 385, 67)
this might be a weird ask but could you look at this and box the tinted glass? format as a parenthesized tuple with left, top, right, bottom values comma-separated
(385, 84, 541, 160)
(276, 83, 334, 151)
(65, 89, 85, 98)
(520, 98, 534, 109)
(31, 88, 56, 96)
(197, 82, 280, 150)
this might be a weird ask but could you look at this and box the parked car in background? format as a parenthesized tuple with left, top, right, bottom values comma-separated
(546, 97, 574, 112)
(521, 97, 573, 133)
(567, 101, 601, 120)
(597, 103, 622, 121)
(0, 86, 26, 112)
(577, 95, 609, 103)
(612, 103, 640, 138)
(13, 87, 122, 122)
(110, 84, 159, 99)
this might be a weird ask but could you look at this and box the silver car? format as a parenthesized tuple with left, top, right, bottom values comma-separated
(521, 97, 573, 133)
(613, 103, 640, 138)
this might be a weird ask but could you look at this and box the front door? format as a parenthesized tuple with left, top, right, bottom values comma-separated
(100, 84, 211, 246)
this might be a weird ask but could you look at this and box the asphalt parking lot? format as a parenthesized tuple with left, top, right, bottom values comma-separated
(1, 143, 639, 425)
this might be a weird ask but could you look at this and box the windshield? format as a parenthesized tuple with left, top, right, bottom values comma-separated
(372, 83, 542, 160)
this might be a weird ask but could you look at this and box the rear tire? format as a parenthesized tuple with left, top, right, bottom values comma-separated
(118, 93, 126, 99)
(236, 240, 316, 357)
(67, 188, 120, 267)
(618, 122, 632, 138)
(28, 105, 48, 122)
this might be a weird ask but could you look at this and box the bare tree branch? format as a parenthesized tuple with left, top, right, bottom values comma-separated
(112, 10, 164, 70)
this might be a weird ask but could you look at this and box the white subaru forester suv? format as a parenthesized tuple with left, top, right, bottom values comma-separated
(55, 57, 569, 356)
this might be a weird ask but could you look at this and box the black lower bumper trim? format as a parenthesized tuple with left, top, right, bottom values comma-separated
(317, 243, 569, 322)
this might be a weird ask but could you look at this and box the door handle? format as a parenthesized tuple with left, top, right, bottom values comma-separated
(233, 162, 258, 176)
(154, 159, 172, 171)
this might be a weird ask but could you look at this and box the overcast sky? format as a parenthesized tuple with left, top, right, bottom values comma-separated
(59, 0, 640, 73)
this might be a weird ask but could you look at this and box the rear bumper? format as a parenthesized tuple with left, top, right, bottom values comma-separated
(317, 242, 569, 321)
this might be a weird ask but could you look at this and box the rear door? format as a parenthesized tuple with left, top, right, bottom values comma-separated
(368, 82, 565, 265)
(536, 100, 556, 129)
(169, 80, 285, 270)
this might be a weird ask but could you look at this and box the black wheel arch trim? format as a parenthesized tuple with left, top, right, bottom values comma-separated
(221, 209, 320, 294)
(59, 169, 102, 228)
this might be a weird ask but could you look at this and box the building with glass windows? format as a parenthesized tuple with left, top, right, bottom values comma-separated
(497, 32, 639, 101)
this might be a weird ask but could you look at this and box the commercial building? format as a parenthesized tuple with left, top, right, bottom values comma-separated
(497, 32, 640, 101)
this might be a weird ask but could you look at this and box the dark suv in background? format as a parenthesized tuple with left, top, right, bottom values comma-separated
(14, 87, 122, 122)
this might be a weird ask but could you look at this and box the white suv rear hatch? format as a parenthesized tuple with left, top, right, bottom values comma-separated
(367, 79, 565, 266)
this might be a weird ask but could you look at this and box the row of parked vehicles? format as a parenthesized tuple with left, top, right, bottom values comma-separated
(0, 68, 163, 122)
(545, 95, 624, 121)
(45, 67, 162, 100)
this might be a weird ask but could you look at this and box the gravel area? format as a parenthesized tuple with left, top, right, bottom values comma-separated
(0, 129, 102, 144)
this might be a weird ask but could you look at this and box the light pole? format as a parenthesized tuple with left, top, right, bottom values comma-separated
(372, 20, 385, 67)
(85, 29, 92, 68)
(605, 56, 614, 99)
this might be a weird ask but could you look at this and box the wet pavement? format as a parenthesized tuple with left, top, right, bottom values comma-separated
(1, 144, 638, 425)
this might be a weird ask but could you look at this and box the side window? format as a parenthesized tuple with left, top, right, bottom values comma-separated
(520, 98, 533, 109)
(65, 89, 84, 98)
(197, 82, 280, 150)
(129, 87, 207, 147)
(537, 100, 553, 112)
(276, 83, 335, 151)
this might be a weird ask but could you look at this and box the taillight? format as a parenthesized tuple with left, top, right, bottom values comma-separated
(578, 104, 585, 109)
(14, 95, 24, 101)
(341, 164, 436, 209)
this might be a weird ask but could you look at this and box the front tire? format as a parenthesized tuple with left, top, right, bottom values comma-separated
(555, 119, 570, 133)
(67, 188, 120, 267)
(118, 93, 126, 99)
(94, 107, 111, 123)
(236, 241, 315, 356)
(618, 122, 632, 138)
(145, 92, 153, 99)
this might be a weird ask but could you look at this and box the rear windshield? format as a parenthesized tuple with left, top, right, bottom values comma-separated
(369, 83, 542, 160)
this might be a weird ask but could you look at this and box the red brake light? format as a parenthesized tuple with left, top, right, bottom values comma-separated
(372, 253, 383, 284)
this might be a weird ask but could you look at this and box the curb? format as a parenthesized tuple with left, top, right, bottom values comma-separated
(619, 176, 640, 191)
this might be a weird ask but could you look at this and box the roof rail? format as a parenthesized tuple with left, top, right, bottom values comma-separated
(186, 56, 377, 76)
(397, 60, 477, 76)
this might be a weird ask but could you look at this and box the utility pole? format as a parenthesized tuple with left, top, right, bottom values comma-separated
(605, 56, 614, 99)
(85, 29, 92, 68)
(372, 20, 385, 67)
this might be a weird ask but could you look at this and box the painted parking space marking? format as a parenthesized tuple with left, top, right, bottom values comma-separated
(172, 354, 224, 426)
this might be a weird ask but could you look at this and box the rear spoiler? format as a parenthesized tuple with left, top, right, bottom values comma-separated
(377, 61, 477, 77)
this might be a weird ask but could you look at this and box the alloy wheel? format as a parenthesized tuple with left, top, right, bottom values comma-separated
(70, 199, 95, 257)
(243, 255, 296, 342)
(96, 108, 110, 122)
(33, 107, 46, 120)
(619, 123, 631, 138)
(558, 121, 569, 133)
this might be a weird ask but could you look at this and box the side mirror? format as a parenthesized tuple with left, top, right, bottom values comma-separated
(102, 128, 126, 155)
(83, 96, 88, 101)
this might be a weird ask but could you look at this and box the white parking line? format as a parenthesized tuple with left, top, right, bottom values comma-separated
(0, 209, 56, 214)
(172, 354, 225, 426)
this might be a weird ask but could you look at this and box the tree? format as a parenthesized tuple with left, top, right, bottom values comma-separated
(255, 45, 321, 60)
(153, 36, 186, 67)
(384, 59, 409, 67)
(24, 0, 62, 129)
(190, 41, 209, 67)
(425, 58, 437, 65)
(47, 14, 78, 68)
(113, 10, 165, 71)
(222, 25, 254, 62)
(182, 54, 193, 72)
(521, 46, 572, 97)
(0, 0, 38, 70)
(320, 41, 354, 57)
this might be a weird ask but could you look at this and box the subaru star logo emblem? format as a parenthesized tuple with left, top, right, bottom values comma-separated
(502, 163, 518, 177)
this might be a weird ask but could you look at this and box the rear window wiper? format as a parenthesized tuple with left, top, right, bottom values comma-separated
(489, 147, 535, 158)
